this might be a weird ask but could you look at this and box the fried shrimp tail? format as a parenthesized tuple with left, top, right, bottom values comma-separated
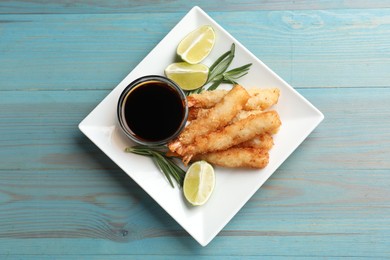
(193, 148, 269, 168)
(181, 110, 281, 163)
(168, 85, 250, 153)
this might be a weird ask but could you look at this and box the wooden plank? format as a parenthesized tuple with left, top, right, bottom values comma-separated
(0, 168, 388, 257)
(1, 9, 390, 91)
(1, 0, 390, 14)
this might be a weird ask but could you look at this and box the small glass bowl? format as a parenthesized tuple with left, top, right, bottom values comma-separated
(117, 75, 188, 146)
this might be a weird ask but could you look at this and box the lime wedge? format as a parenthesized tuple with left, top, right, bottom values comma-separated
(177, 25, 215, 64)
(165, 62, 209, 91)
(183, 161, 215, 206)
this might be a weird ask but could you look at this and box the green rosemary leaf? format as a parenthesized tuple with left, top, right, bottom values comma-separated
(207, 79, 224, 91)
(184, 43, 251, 95)
(167, 158, 186, 185)
(152, 155, 175, 188)
(225, 63, 252, 77)
(125, 145, 186, 188)
(206, 43, 235, 84)
(207, 63, 252, 89)
(208, 48, 231, 72)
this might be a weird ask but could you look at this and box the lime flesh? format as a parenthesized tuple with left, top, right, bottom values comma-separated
(177, 25, 215, 64)
(183, 161, 215, 206)
(165, 62, 209, 91)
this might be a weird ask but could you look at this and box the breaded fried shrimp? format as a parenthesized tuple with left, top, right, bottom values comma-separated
(245, 88, 280, 110)
(230, 110, 264, 123)
(189, 108, 264, 122)
(181, 110, 281, 164)
(168, 85, 250, 153)
(187, 89, 228, 108)
(187, 107, 206, 121)
(187, 88, 280, 111)
(194, 148, 269, 168)
(235, 134, 274, 150)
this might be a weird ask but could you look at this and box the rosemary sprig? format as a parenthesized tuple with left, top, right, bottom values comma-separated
(207, 63, 252, 90)
(186, 43, 252, 94)
(125, 145, 186, 188)
(206, 43, 236, 84)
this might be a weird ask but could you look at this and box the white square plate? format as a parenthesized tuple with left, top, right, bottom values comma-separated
(79, 6, 324, 246)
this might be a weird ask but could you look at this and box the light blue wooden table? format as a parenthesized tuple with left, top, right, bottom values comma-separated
(1, 1, 390, 258)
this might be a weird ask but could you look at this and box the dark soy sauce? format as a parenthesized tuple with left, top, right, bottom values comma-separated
(123, 81, 185, 142)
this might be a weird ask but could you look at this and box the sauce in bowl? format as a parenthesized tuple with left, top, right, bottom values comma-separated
(117, 75, 188, 145)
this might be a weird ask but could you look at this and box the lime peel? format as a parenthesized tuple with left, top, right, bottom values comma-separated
(183, 160, 215, 206)
(165, 62, 209, 91)
(177, 25, 215, 64)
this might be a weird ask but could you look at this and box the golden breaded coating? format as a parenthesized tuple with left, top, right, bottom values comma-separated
(235, 134, 274, 150)
(171, 85, 282, 169)
(187, 89, 228, 108)
(245, 88, 280, 110)
(169, 85, 250, 152)
(230, 110, 264, 123)
(194, 148, 269, 168)
(189, 108, 264, 122)
(187, 107, 206, 121)
(181, 110, 281, 164)
(187, 87, 280, 111)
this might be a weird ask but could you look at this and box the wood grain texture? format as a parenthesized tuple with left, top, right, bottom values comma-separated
(1, 0, 390, 14)
(1, 10, 390, 91)
(1, 1, 390, 258)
